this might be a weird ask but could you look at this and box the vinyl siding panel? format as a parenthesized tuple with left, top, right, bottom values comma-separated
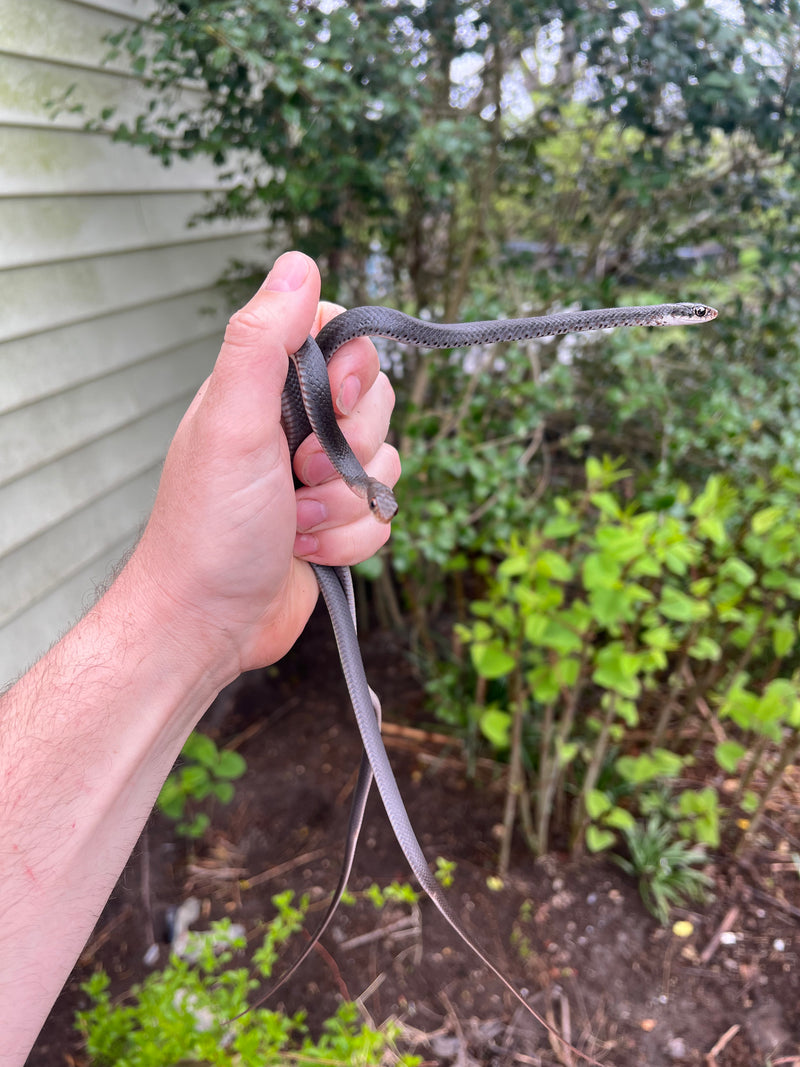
(0, 0, 275, 683)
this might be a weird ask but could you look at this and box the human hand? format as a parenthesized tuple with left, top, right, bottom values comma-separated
(128, 252, 399, 681)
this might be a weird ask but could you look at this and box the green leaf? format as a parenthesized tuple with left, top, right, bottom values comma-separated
(696, 513, 726, 545)
(689, 635, 722, 661)
(497, 553, 530, 579)
(212, 780, 235, 804)
(180, 764, 211, 796)
(586, 825, 616, 852)
(772, 615, 796, 657)
(751, 506, 783, 535)
(642, 625, 674, 650)
(590, 491, 622, 518)
(613, 698, 639, 727)
(595, 525, 646, 562)
(539, 620, 583, 654)
(157, 780, 185, 819)
(604, 806, 636, 831)
(471, 641, 515, 679)
(556, 740, 579, 767)
(182, 732, 218, 768)
(714, 740, 746, 773)
(216, 749, 247, 779)
(523, 612, 548, 644)
(616, 749, 684, 784)
(479, 708, 511, 749)
(592, 644, 642, 698)
(586, 789, 612, 819)
(180, 812, 210, 838)
(719, 557, 757, 587)
(659, 586, 710, 623)
(582, 552, 620, 590)
(542, 515, 581, 539)
(526, 664, 559, 703)
(535, 550, 574, 581)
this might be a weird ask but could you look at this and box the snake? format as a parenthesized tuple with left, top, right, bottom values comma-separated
(243, 300, 718, 1053)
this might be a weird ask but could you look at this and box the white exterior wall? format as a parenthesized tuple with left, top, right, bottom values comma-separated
(0, 0, 274, 682)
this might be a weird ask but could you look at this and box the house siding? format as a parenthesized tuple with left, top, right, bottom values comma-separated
(0, 0, 274, 681)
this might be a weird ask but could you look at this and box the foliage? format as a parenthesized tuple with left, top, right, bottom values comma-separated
(81, 0, 549, 309)
(76, 891, 420, 1066)
(614, 816, 714, 926)
(157, 731, 246, 838)
(361, 880, 419, 910)
(451, 458, 800, 867)
(434, 856, 457, 889)
(71, 0, 800, 894)
(80, 1, 800, 320)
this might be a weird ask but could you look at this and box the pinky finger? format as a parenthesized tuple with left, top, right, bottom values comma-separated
(294, 508, 393, 567)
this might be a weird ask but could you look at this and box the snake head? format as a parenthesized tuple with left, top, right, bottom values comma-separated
(366, 478, 398, 523)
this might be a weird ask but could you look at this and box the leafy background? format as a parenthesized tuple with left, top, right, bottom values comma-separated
(64, 0, 800, 1060)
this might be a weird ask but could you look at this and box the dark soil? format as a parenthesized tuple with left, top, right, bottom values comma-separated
(28, 602, 800, 1066)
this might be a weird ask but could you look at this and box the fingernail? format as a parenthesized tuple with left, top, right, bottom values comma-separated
(294, 533, 319, 557)
(296, 498, 327, 531)
(336, 374, 361, 416)
(302, 451, 335, 486)
(262, 252, 310, 292)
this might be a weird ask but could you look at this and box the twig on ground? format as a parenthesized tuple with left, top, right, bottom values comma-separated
(699, 906, 740, 964)
(305, 934, 350, 1001)
(752, 887, 800, 922)
(339, 913, 420, 952)
(439, 990, 471, 1067)
(545, 989, 575, 1067)
(79, 904, 135, 964)
(705, 1024, 740, 1066)
(242, 847, 327, 888)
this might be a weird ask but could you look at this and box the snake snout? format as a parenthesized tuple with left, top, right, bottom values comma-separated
(366, 479, 398, 523)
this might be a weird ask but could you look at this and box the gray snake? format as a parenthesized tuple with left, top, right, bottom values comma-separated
(248, 300, 718, 1050)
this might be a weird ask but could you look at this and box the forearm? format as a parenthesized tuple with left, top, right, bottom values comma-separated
(0, 254, 397, 1065)
(0, 556, 233, 1065)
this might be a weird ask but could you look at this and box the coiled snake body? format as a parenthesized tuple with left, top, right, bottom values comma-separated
(259, 301, 717, 1050)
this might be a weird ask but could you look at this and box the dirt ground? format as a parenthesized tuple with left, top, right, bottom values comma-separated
(28, 602, 800, 1066)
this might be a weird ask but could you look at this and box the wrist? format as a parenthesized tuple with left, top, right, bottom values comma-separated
(109, 545, 242, 702)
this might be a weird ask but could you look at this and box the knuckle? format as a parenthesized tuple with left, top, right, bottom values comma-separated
(376, 371, 396, 411)
(377, 444, 402, 486)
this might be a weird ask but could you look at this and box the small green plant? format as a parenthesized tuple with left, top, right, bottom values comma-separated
(75, 891, 420, 1066)
(362, 880, 420, 909)
(510, 900, 535, 963)
(614, 816, 714, 925)
(157, 731, 247, 838)
(435, 856, 457, 889)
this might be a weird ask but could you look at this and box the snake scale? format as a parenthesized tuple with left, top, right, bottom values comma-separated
(243, 300, 718, 1056)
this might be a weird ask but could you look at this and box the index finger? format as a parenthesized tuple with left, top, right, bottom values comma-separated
(312, 301, 381, 417)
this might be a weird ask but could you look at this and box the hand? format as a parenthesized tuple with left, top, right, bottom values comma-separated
(129, 252, 399, 680)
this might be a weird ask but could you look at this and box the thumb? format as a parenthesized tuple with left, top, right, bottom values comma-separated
(204, 251, 321, 440)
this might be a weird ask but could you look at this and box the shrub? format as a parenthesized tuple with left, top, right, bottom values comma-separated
(448, 459, 800, 872)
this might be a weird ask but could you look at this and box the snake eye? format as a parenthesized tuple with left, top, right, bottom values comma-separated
(368, 497, 379, 511)
(693, 305, 707, 318)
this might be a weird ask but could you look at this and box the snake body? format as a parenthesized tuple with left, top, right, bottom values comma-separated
(263, 301, 717, 1042)
(284, 302, 716, 522)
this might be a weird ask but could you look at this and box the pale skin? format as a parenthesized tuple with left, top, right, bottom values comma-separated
(0, 252, 400, 1066)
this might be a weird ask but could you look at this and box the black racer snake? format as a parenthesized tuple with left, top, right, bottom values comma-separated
(241, 301, 718, 1057)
